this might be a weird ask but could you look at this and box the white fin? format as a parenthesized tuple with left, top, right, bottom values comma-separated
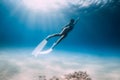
(32, 39, 47, 57)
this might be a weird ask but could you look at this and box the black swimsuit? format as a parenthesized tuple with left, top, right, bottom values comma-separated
(61, 24, 74, 35)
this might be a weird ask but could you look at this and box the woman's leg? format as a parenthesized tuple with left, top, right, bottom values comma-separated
(46, 33, 61, 40)
(51, 35, 67, 49)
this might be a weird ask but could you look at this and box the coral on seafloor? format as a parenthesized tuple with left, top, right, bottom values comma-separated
(38, 71, 92, 80)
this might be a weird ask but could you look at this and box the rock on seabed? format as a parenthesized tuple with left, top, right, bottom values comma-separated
(38, 71, 92, 80)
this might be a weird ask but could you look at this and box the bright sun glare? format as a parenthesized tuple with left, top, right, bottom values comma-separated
(22, 0, 67, 12)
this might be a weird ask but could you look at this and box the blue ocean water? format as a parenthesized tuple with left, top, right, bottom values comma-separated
(0, 2, 120, 79)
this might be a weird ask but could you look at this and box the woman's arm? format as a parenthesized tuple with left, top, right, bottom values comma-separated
(74, 17, 80, 25)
